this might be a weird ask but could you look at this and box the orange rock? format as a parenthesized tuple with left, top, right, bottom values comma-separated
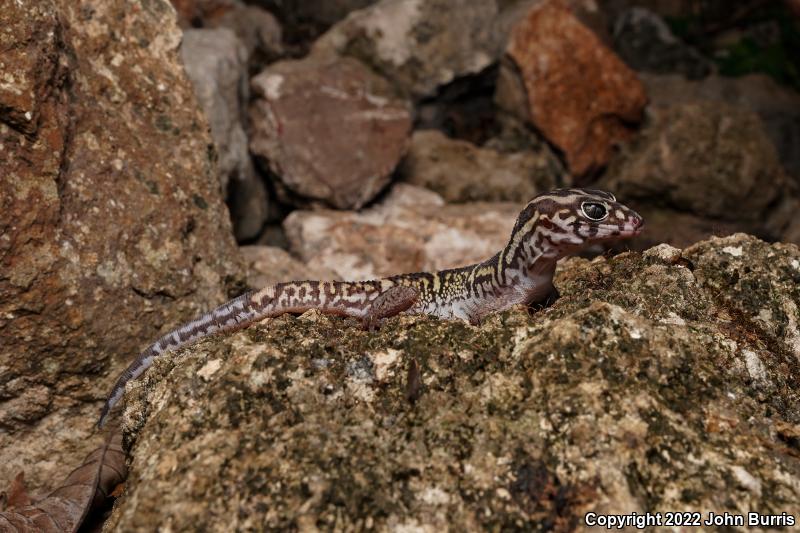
(506, 1, 647, 177)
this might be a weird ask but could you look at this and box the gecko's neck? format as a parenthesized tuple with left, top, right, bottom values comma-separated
(493, 210, 568, 286)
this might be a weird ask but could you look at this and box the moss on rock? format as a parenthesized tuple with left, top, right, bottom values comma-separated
(107, 234, 800, 530)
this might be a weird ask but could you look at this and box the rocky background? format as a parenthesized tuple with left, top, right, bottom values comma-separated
(171, 0, 800, 256)
(1, 0, 799, 529)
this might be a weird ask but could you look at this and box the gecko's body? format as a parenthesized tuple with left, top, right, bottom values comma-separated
(99, 188, 643, 426)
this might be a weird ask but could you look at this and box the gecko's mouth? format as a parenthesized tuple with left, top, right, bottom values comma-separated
(620, 221, 645, 237)
(597, 217, 645, 239)
(627, 216, 645, 236)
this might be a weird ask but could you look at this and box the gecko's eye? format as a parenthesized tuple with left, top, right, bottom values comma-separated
(581, 202, 608, 221)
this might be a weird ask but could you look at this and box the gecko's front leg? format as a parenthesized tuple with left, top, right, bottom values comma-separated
(361, 285, 419, 332)
(528, 285, 560, 312)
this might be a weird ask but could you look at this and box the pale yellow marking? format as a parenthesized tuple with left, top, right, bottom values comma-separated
(299, 282, 313, 303)
(534, 194, 576, 206)
(477, 266, 493, 277)
(506, 212, 540, 265)
(318, 281, 328, 305)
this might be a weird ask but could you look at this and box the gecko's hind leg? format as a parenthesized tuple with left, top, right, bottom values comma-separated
(361, 286, 418, 332)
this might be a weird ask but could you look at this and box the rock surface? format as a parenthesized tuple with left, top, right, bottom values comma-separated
(313, 0, 535, 99)
(642, 73, 800, 182)
(502, 0, 648, 177)
(612, 7, 712, 79)
(249, 55, 412, 209)
(599, 102, 797, 247)
(240, 245, 338, 289)
(107, 234, 800, 529)
(210, 4, 284, 73)
(251, 0, 379, 46)
(181, 28, 269, 241)
(170, 0, 238, 28)
(399, 130, 561, 203)
(283, 185, 520, 280)
(0, 0, 244, 492)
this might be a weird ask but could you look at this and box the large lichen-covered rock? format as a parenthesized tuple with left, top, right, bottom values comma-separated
(107, 234, 800, 529)
(0, 0, 244, 492)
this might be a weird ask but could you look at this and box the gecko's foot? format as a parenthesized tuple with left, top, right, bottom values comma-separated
(528, 286, 560, 313)
(361, 286, 418, 332)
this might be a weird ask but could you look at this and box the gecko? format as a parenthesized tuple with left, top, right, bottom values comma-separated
(98, 188, 643, 426)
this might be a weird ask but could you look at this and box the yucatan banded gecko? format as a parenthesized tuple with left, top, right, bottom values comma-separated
(98, 188, 643, 426)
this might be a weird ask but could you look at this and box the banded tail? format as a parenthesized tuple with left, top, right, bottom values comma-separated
(98, 290, 260, 426)
(97, 281, 390, 427)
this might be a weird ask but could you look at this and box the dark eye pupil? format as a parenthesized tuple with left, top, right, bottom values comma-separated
(583, 203, 606, 220)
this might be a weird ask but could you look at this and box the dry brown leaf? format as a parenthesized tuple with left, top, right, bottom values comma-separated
(0, 432, 126, 533)
(5, 473, 32, 509)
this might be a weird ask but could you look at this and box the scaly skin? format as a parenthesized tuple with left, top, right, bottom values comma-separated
(98, 188, 644, 426)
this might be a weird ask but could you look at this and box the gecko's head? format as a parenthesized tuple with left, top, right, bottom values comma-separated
(512, 188, 644, 258)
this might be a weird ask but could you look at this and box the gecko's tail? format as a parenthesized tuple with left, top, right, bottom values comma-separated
(97, 290, 258, 427)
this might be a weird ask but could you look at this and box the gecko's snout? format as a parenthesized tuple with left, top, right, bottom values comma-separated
(616, 217, 644, 238)
(630, 213, 645, 233)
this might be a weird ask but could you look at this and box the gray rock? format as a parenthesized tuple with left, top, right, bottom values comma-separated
(109, 234, 800, 529)
(313, 0, 536, 99)
(283, 184, 520, 280)
(641, 72, 800, 183)
(612, 7, 713, 79)
(250, 0, 379, 44)
(240, 245, 338, 289)
(181, 28, 269, 241)
(227, 168, 270, 241)
(249, 55, 412, 210)
(599, 102, 798, 247)
(399, 129, 561, 203)
(212, 4, 284, 71)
